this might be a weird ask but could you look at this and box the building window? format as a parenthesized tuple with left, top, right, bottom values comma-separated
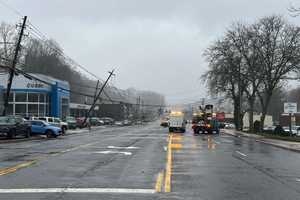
(7, 104, 13, 115)
(61, 97, 69, 119)
(28, 93, 39, 102)
(15, 93, 27, 102)
(28, 104, 38, 116)
(15, 104, 26, 115)
(39, 104, 45, 116)
(39, 93, 45, 103)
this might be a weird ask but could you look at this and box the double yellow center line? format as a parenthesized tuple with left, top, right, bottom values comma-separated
(155, 133, 182, 193)
(0, 160, 36, 176)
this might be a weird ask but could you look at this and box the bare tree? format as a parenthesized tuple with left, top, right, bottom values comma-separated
(0, 22, 18, 65)
(251, 16, 300, 128)
(203, 37, 248, 130)
(226, 23, 264, 132)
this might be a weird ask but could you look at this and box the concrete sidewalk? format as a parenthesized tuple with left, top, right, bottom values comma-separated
(223, 129, 300, 152)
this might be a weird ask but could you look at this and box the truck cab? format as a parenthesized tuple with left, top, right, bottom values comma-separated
(168, 111, 186, 133)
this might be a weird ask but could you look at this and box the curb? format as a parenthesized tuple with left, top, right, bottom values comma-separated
(223, 130, 300, 153)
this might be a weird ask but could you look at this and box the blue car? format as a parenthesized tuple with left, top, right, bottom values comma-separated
(29, 120, 62, 138)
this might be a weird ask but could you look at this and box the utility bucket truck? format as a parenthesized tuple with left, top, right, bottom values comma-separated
(192, 104, 220, 134)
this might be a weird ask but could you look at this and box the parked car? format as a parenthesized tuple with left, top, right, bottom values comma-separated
(0, 116, 31, 139)
(29, 120, 62, 138)
(65, 116, 77, 129)
(33, 117, 68, 134)
(224, 123, 235, 129)
(114, 121, 124, 126)
(282, 126, 300, 136)
(76, 117, 90, 128)
(99, 117, 114, 125)
(54, 118, 68, 133)
(123, 119, 132, 126)
(90, 117, 104, 126)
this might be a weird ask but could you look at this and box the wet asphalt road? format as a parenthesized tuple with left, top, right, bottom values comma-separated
(0, 123, 300, 199)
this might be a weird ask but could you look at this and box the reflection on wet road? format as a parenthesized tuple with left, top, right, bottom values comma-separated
(170, 128, 300, 200)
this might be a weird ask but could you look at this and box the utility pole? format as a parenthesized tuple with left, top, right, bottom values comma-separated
(94, 80, 99, 100)
(2, 16, 27, 116)
(93, 80, 100, 117)
(137, 96, 141, 121)
(83, 70, 115, 125)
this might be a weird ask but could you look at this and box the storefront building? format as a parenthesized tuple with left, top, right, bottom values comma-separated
(0, 73, 70, 119)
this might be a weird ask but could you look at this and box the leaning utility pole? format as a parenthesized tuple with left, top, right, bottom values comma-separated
(83, 70, 115, 125)
(2, 16, 27, 116)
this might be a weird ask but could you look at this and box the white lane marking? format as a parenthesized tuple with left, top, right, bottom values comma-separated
(0, 188, 155, 194)
(214, 141, 221, 144)
(107, 146, 140, 149)
(236, 151, 247, 157)
(163, 146, 167, 151)
(296, 178, 300, 182)
(93, 150, 132, 156)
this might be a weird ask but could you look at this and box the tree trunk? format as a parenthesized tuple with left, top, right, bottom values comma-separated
(233, 101, 239, 130)
(260, 93, 272, 131)
(248, 98, 255, 132)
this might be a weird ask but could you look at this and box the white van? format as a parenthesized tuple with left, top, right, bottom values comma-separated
(168, 112, 186, 133)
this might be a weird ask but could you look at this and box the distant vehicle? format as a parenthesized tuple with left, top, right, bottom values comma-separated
(33, 117, 67, 134)
(263, 126, 275, 131)
(123, 119, 132, 126)
(54, 118, 68, 133)
(135, 120, 143, 125)
(76, 117, 86, 128)
(99, 117, 114, 125)
(192, 105, 220, 134)
(114, 121, 124, 126)
(29, 120, 62, 138)
(0, 116, 31, 139)
(90, 117, 104, 126)
(168, 111, 186, 133)
(65, 116, 77, 129)
(282, 126, 300, 136)
(224, 123, 235, 129)
(160, 117, 169, 127)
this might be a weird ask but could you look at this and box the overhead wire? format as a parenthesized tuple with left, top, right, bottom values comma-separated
(0, 62, 165, 107)
(0, 1, 164, 107)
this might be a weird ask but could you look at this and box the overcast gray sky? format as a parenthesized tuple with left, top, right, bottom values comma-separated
(1, 0, 299, 104)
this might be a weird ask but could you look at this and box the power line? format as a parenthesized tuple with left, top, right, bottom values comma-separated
(0, 64, 166, 108)
(0, 3, 162, 105)
(0, 0, 22, 17)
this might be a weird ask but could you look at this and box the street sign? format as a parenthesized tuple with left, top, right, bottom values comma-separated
(284, 102, 297, 114)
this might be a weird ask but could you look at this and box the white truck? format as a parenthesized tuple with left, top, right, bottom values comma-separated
(168, 112, 186, 133)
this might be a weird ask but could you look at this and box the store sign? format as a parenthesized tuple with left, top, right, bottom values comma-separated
(26, 83, 44, 88)
(284, 102, 297, 114)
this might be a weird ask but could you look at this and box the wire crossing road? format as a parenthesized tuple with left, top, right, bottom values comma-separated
(0, 123, 300, 199)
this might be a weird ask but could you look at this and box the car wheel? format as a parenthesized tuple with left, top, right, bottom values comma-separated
(7, 129, 16, 139)
(46, 130, 54, 138)
(25, 128, 31, 138)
